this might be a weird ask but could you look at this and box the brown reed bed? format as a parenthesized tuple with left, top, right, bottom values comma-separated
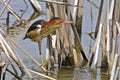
(0, 0, 120, 80)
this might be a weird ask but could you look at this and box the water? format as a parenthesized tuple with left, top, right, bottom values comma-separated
(0, 0, 109, 80)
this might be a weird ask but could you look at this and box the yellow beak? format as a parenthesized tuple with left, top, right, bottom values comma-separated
(63, 20, 73, 24)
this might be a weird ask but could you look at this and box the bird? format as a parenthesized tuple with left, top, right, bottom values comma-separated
(23, 17, 73, 63)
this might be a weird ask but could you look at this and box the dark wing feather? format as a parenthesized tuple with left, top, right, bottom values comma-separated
(27, 20, 45, 33)
(23, 20, 45, 40)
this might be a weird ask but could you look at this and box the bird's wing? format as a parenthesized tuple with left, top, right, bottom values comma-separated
(26, 29, 40, 39)
(39, 25, 60, 38)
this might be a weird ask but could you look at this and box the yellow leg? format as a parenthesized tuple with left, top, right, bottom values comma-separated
(38, 41, 43, 64)
(40, 53, 43, 64)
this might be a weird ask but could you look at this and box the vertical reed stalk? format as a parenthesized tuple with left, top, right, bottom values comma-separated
(94, 23, 103, 66)
(110, 54, 118, 80)
(101, 25, 108, 71)
(95, 0, 104, 38)
(115, 22, 120, 36)
(109, 0, 116, 71)
(0, 62, 5, 80)
(106, 0, 110, 65)
(45, 2, 55, 70)
(89, 23, 103, 66)
(109, 24, 117, 70)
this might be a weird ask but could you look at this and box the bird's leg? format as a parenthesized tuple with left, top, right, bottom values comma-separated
(38, 40, 43, 64)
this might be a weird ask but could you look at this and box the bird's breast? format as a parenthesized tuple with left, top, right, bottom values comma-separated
(26, 29, 41, 42)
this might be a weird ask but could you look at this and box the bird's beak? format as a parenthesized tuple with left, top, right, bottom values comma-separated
(62, 20, 73, 24)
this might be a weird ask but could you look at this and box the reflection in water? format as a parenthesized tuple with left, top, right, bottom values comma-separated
(55, 68, 92, 80)
(73, 68, 91, 80)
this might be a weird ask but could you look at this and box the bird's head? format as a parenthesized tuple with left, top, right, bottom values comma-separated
(50, 17, 73, 26)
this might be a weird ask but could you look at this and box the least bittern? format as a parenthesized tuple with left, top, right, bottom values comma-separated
(23, 17, 73, 63)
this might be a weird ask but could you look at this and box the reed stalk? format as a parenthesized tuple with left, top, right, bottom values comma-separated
(70, 11, 88, 62)
(0, 0, 24, 24)
(94, 23, 103, 66)
(110, 54, 118, 80)
(0, 33, 33, 79)
(109, 0, 115, 20)
(115, 22, 120, 36)
(12, 52, 34, 80)
(0, 34, 18, 75)
(0, 0, 11, 17)
(6, 68, 21, 80)
(109, 0, 117, 71)
(45, 1, 54, 70)
(2, 65, 7, 80)
(11, 40, 47, 72)
(94, 0, 104, 38)
(114, 67, 120, 80)
(72, 0, 78, 22)
(0, 61, 5, 80)
(29, 0, 44, 15)
(101, 25, 108, 71)
(109, 24, 117, 70)
(89, 23, 103, 66)
(38, 0, 83, 7)
(106, 0, 110, 64)
(86, 0, 99, 9)
(28, 69, 56, 80)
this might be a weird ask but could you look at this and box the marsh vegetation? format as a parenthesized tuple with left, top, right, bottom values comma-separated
(0, 0, 120, 80)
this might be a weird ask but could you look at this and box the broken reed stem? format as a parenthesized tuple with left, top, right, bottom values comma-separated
(11, 40, 47, 72)
(0, 34, 21, 67)
(6, 69, 21, 80)
(11, 50, 33, 79)
(28, 69, 56, 80)
(0, 0, 11, 17)
(0, 34, 33, 79)
(0, 34, 18, 75)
